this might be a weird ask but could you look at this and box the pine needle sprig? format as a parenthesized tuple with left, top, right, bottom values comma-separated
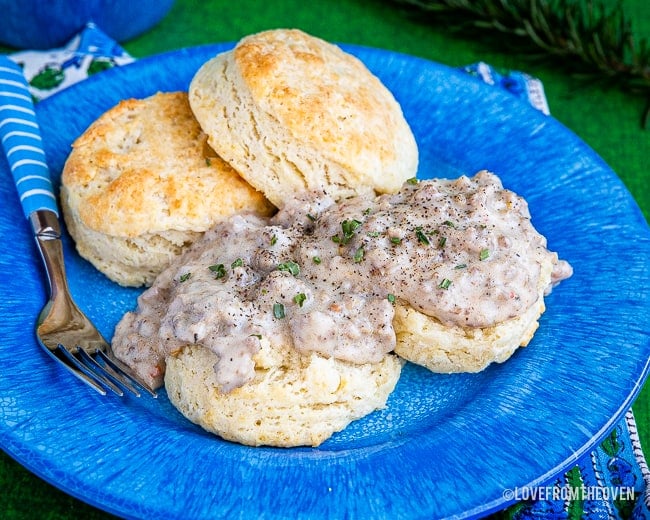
(389, 0, 650, 126)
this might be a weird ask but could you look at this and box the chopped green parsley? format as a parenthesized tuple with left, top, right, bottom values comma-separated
(277, 261, 300, 276)
(415, 227, 430, 246)
(273, 303, 285, 319)
(208, 263, 226, 279)
(340, 219, 362, 244)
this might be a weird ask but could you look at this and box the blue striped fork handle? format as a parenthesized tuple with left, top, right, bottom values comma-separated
(0, 55, 59, 223)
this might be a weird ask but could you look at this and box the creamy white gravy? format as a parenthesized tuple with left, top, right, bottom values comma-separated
(112, 171, 572, 391)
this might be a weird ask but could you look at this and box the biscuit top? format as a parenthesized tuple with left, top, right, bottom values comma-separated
(62, 92, 273, 237)
(232, 29, 418, 193)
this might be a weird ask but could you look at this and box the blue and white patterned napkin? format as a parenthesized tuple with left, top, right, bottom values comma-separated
(7, 23, 133, 102)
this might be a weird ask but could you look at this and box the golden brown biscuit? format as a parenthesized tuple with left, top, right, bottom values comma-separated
(61, 91, 274, 287)
(188, 29, 419, 208)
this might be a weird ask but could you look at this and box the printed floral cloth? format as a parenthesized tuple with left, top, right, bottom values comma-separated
(7, 23, 650, 520)
(8, 23, 132, 102)
(501, 410, 650, 519)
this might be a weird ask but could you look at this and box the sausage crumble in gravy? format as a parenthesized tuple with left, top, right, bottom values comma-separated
(112, 170, 572, 391)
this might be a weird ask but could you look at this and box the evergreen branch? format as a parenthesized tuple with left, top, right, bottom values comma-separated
(389, 0, 650, 126)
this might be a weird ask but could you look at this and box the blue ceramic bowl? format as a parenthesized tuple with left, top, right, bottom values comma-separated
(0, 0, 175, 49)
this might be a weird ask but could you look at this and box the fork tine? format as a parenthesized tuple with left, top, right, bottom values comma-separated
(85, 351, 141, 397)
(76, 348, 139, 397)
(95, 350, 157, 398)
(49, 346, 109, 396)
(56, 346, 125, 397)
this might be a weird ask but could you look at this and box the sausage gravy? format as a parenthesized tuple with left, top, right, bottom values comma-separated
(112, 171, 572, 391)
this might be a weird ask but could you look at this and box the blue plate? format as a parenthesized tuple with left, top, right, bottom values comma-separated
(1, 44, 649, 520)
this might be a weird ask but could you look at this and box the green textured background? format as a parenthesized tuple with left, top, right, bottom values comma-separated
(1, 0, 648, 518)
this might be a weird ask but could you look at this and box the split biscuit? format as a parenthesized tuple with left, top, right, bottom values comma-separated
(393, 259, 554, 373)
(165, 339, 403, 447)
(61, 91, 274, 287)
(188, 28, 419, 208)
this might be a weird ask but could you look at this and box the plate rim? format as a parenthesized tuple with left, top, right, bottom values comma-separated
(0, 42, 649, 520)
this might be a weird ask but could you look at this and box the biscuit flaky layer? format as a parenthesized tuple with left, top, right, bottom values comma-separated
(60, 91, 274, 287)
(189, 29, 419, 208)
(165, 341, 403, 447)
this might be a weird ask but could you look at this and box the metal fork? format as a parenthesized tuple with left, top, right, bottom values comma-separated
(0, 56, 156, 397)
